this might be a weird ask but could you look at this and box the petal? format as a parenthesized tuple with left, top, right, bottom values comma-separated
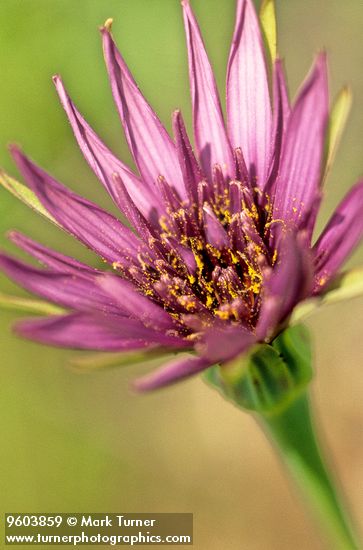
(172, 110, 203, 204)
(272, 54, 329, 226)
(313, 180, 363, 291)
(111, 173, 156, 243)
(265, 59, 290, 194)
(53, 75, 160, 221)
(0, 253, 119, 314)
(274, 60, 291, 130)
(15, 312, 188, 351)
(8, 231, 97, 274)
(101, 23, 186, 200)
(10, 146, 141, 267)
(165, 237, 198, 277)
(227, 0, 272, 185)
(98, 274, 176, 331)
(203, 205, 230, 249)
(197, 324, 256, 363)
(14, 312, 154, 351)
(182, 0, 234, 181)
(257, 233, 314, 339)
(133, 354, 211, 392)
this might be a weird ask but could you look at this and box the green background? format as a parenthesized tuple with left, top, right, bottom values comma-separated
(0, 1, 362, 548)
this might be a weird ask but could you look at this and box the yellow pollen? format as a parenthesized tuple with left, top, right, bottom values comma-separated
(137, 253, 148, 271)
(159, 215, 171, 234)
(229, 251, 240, 264)
(215, 310, 230, 320)
(194, 252, 204, 272)
(206, 295, 214, 308)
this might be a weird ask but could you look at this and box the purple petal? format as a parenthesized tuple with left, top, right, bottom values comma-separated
(9, 230, 98, 274)
(272, 54, 329, 226)
(111, 173, 156, 243)
(182, 0, 234, 181)
(14, 312, 155, 351)
(227, 0, 272, 186)
(15, 311, 188, 351)
(98, 274, 176, 331)
(0, 253, 120, 314)
(273, 59, 290, 133)
(101, 24, 186, 200)
(203, 205, 229, 249)
(197, 323, 255, 363)
(10, 146, 141, 267)
(234, 148, 250, 186)
(172, 110, 203, 204)
(313, 180, 363, 292)
(265, 59, 290, 194)
(165, 238, 198, 277)
(53, 75, 159, 221)
(133, 354, 211, 392)
(257, 233, 314, 339)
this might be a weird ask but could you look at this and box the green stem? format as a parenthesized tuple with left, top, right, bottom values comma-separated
(260, 393, 360, 550)
(205, 326, 362, 548)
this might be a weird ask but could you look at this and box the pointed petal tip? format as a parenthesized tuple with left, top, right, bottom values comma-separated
(315, 50, 328, 72)
(52, 75, 67, 100)
(52, 75, 67, 96)
(131, 354, 210, 392)
(182, 0, 234, 179)
(102, 20, 186, 198)
(12, 319, 33, 340)
(100, 18, 114, 36)
(8, 144, 24, 165)
(9, 147, 34, 176)
(227, 0, 273, 185)
(339, 85, 353, 102)
(5, 229, 18, 242)
(100, 18, 113, 33)
(130, 378, 149, 393)
(8, 143, 21, 155)
(274, 56, 284, 67)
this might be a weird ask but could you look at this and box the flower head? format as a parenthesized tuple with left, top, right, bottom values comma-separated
(1, 0, 362, 391)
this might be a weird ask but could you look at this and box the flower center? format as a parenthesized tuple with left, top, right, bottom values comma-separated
(122, 179, 278, 333)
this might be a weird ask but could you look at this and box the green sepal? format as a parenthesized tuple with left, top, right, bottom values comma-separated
(0, 291, 65, 315)
(260, 0, 277, 65)
(323, 87, 352, 180)
(204, 325, 313, 416)
(69, 347, 177, 372)
(291, 266, 363, 324)
(0, 171, 59, 226)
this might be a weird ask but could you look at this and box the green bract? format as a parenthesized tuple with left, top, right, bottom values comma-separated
(204, 324, 312, 416)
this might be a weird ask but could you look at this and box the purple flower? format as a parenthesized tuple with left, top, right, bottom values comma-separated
(1, 0, 362, 391)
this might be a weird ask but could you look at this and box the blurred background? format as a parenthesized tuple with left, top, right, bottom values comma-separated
(0, 1, 362, 548)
